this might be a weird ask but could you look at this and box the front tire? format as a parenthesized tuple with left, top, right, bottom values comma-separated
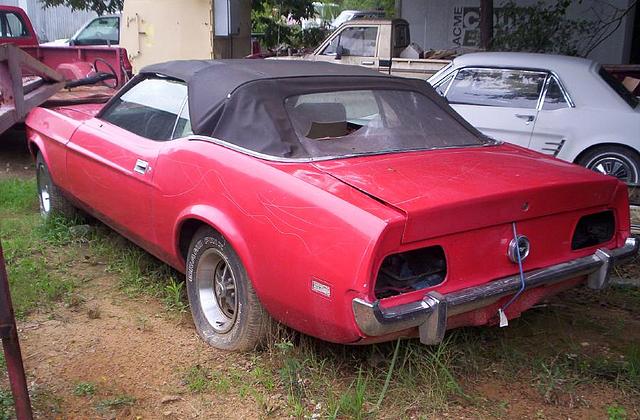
(578, 145, 640, 184)
(186, 226, 270, 351)
(36, 152, 78, 219)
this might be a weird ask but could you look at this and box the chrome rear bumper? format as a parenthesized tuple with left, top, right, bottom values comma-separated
(352, 237, 639, 345)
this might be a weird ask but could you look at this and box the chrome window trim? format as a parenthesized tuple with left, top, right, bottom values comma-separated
(537, 74, 574, 111)
(445, 67, 548, 110)
(188, 134, 498, 163)
(441, 66, 575, 109)
(170, 97, 189, 140)
(542, 73, 575, 109)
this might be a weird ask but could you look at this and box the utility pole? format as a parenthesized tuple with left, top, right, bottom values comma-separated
(480, 0, 493, 50)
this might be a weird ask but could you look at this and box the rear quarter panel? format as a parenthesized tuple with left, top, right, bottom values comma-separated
(553, 107, 640, 162)
(152, 138, 403, 343)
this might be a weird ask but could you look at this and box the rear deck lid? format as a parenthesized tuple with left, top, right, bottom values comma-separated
(313, 144, 620, 243)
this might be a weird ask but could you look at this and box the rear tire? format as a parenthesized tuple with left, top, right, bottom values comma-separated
(578, 145, 640, 184)
(186, 226, 270, 351)
(35, 153, 78, 219)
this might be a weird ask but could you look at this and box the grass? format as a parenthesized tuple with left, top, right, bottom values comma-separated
(184, 365, 212, 393)
(0, 179, 76, 318)
(0, 388, 13, 420)
(72, 382, 96, 397)
(2, 176, 640, 417)
(0, 177, 188, 318)
(96, 395, 135, 410)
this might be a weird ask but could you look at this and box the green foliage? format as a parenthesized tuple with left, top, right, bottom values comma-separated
(0, 179, 76, 318)
(607, 404, 628, 420)
(184, 365, 211, 393)
(163, 278, 188, 312)
(337, 0, 395, 16)
(40, 0, 122, 15)
(0, 389, 14, 420)
(252, 0, 314, 23)
(0, 178, 37, 214)
(491, 0, 596, 56)
(252, 4, 327, 50)
(330, 370, 369, 419)
(96, 395, 135, 410)
(73, 382, 96, 397)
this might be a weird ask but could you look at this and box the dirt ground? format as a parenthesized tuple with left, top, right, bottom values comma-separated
(21, 261, 261, 419)
(0, 128, 34, 181)
(2, 129, 639, 419)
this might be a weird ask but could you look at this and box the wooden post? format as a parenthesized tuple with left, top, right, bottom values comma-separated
(480, 0, 493, 50)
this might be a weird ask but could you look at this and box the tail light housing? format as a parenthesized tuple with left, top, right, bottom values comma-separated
(374, 246, 447, 299)
(571, 210, 615, 250)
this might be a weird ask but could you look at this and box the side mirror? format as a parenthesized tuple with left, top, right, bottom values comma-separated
(335, 45, 343, 60)
(69, 38, 76, 46)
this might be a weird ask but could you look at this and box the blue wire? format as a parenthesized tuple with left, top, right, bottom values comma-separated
(501, 222, 527, 313)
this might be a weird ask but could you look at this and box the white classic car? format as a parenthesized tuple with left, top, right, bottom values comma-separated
(428, 52, 640, 183)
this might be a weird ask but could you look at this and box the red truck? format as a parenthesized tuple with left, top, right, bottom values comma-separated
(0, 5, 131, 135)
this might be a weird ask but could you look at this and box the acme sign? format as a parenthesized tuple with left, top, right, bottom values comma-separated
(451, 6, 481, 47)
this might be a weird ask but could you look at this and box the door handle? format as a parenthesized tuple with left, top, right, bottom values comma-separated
(361, 61, 375, 66)
(515, 114, 535, 124)
(134, 159, 148, 174)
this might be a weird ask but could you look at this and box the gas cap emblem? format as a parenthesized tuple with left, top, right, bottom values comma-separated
(507, 235, 530, 264)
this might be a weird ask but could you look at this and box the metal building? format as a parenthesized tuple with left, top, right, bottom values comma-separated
(396, 0, 638, 64)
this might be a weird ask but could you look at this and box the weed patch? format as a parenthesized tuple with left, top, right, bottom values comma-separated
(0, 388, 13, 420)
(0, 178, 76, 318)
(73, 382, 96, 397)
(96, 395, 135, 410)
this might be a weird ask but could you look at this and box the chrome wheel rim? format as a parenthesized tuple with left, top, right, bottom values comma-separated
(587, 154, 638, 184)
(36, 163, 51, 215)
(195, 249, 237, 333)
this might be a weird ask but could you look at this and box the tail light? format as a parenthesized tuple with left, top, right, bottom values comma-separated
(571, 211, 615, 250)
(375, 246, 447, 299)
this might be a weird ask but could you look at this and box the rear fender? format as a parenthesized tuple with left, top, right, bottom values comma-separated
(173, 205, 255, 282)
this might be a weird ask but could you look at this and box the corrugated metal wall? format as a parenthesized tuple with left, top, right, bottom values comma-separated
(0, 0, 97, 42)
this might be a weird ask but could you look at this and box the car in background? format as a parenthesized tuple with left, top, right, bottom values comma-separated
(428, 52, 640, 184)
(330, 9, 385, 29)
(26, 60, 637, 351)
(43, 14, 120, 46)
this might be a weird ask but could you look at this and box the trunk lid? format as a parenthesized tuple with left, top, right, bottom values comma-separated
(312, 144, 619, 243)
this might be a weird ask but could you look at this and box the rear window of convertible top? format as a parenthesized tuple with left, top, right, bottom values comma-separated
(284, 89, 484, 158)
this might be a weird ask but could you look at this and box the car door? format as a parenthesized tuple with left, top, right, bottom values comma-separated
(527, 75, 574, 157)
(66, 77, 188, 248)
(441, 67, 547, 148)
(315, 25, 380, 70)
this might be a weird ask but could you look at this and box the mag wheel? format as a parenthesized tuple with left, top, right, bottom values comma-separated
(186, 226, 270, 351)
(35, 153, 78, 219)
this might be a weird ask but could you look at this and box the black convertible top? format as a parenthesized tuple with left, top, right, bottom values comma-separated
(135, 59, 483, 158)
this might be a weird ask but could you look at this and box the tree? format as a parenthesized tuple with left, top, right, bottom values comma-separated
(252, 0, 315, 23)
(491, 0, 638, 57)
(41, 0, 123, 15)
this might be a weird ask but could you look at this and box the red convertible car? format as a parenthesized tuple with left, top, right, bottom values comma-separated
(26, 60, 638, 351)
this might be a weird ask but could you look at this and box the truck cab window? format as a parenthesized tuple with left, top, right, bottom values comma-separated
(321, 27, 378, 56)
(75, 16, 119, 45)
(1, 12, 28, 38)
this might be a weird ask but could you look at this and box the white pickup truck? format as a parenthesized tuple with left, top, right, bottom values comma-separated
(279, 19, 452, 79)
